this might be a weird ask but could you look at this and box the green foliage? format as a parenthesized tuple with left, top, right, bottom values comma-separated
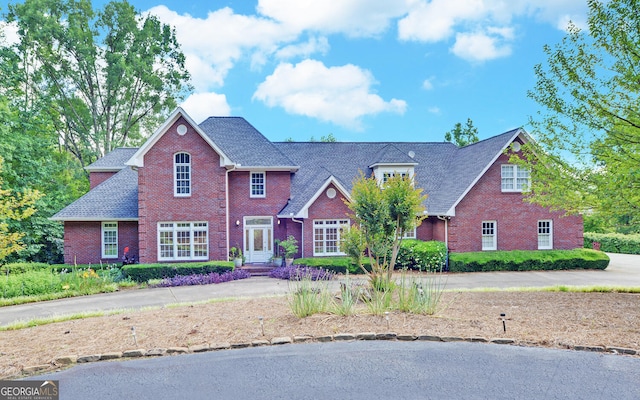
(0, 262, 50, 275)
(5, 0, 192, 167)
(122, 261, 233, 283)
(395, 240, 447, 272)
(279, 235, 299, 258)
(295, 257, 372, 274)
(448, 249, 610, 273)
(523, 0, 640, 225)
(346, 172, 427, 289)
(444, 118, 479, 147)
(584, 232, 640, 254)
(396, 270, 447, 315)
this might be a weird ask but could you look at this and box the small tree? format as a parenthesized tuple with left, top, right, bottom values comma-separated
(0, 157, 42, 261)
(344, 172, 427, 290)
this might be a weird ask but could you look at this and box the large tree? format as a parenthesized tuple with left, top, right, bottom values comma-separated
(524, 0, 640, 231)
(5, 0, 192, 168)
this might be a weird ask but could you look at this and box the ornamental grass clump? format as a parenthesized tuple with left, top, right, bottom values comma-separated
(287, 272, 332, 318)
(152, 269, 250, 288)
(396, 269, 447, 315)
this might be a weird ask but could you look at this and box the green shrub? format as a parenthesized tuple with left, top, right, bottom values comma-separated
(584, 232, 640, 254)
(294, 257, 372, 274)
(448, 249, 609, 273)
(395, 240, 447, 271)
(122, 261, 234, 283)
(0, 270, 63, 298)
(0, 262, 51, 275)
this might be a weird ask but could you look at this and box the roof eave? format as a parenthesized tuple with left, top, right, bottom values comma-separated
(49, 217, 139, 222)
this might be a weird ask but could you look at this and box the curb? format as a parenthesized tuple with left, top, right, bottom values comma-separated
(18, 333, 639, 378)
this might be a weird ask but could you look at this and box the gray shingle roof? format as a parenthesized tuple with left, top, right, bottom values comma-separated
(53, 115, 521, 221)
(198, 117, 297, 168)
(51, 167, 138, 220)
(274, 129, 520, 216)
(85, 148, 139, 171)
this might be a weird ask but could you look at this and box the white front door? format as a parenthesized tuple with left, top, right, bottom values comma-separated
(244, 217, 273, 263)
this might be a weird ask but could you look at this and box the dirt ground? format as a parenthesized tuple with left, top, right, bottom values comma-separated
(1, 290, 639, 378)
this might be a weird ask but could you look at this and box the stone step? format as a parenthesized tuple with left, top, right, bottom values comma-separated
(239, 264, 275, 277)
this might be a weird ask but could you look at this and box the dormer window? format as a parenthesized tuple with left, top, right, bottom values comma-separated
(174, 152, 191, 196)
(374, 166, 414, 186)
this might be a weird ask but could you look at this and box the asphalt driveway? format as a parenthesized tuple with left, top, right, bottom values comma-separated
(1, 253, 638, 327)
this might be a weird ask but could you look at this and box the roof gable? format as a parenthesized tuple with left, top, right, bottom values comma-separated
(126, 108, 233, 168)
(369, 144, 418, 167)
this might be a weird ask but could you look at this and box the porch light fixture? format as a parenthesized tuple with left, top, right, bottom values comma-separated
(236, 220, 240, 226)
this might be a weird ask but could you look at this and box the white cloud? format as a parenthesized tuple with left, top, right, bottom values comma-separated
(276, 36, 330, 59)
(257, 0, 414, 37)
(422, 77, 435, 90)
(253, 59, 406, 129)
(427, 106, 441, 114)
(181, 92, 231, 123)
(398, 0, 486, 42)
(147, 5, 297, 92)
(451, 29, 513, 62)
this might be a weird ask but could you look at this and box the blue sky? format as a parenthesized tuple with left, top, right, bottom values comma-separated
(0, 1, 590, 143)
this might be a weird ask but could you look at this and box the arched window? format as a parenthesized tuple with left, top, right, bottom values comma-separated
(174, 152, 191, 196)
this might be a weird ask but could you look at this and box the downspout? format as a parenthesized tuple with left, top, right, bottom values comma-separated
(291, 215, 304, 258)
(438, 215, 449, 271)
(225, 164, 238, 259)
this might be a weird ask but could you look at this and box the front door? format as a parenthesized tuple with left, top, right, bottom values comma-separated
(244, 217, 273, 263)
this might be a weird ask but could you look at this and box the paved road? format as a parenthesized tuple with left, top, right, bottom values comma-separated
(1, 253, 638, 326)
(29, 341, 640, 400)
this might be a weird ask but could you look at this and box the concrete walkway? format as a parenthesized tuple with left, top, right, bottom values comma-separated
(0, 253, 638, 327)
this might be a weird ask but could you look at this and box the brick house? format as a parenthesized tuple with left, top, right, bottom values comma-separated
(52, 108, 583, 264)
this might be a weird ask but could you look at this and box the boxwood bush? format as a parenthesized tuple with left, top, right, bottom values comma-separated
(122, 261, 234, 283)
(584, 232, 640, 254)
(0, 262, 51, 275)
(449, 249, 609, 273)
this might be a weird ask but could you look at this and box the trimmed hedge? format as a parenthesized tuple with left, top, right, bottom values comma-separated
(294, 257, 372, 274)
(122, 261, 234, 283)
(395, 240, 447, 271)
(584, 232, 640, 254)
(449, 249, 609, 273)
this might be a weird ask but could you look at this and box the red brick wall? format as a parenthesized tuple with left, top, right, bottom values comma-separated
(63, 221, 138, 264)
(304, 184, 352, 258)
(137, 117, 227, 263)
(228, 171, 291, 254)
(448, 152, 583, 252)
(89, 172, 116, 189)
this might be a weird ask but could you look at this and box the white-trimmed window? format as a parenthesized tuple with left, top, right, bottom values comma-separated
(402, 226, 417, 239)
(314, 219, 349, 256)
(158, 222, 208, 261)
(102, 222, 118, 258)
(538, 220, 553, 250)
(482, 221, 497, 251)
(501, 164, 530, 192)
(174, 152, 191, 196)
(250, 172, 265, 198)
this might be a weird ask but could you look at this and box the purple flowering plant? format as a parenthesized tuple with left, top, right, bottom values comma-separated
(269, 265, 334, 281)
(152, 269, 251, 288)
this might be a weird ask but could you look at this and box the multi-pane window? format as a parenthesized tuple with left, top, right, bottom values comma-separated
(102, 222, 118, 258)
(158, 222, 208, 261)
(314, 219, 349, 256)
(481, 221, 497, 251)
(538, 220, 553, 250)
(174, 153, 191, 196)
(250, 172, 265, 198)
(501, 165, 530, 192)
